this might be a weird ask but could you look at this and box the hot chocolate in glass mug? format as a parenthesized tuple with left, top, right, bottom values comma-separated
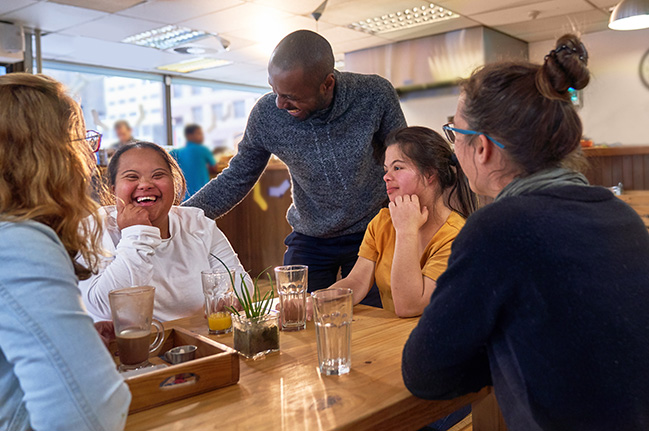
(109, 286, 164, 370)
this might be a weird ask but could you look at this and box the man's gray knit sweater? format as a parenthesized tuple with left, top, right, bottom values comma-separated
(184, 70, 406, 238)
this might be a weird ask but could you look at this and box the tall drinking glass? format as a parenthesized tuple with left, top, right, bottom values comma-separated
(275, 265, 308, 332)
(202, 270, 236, 335)
(109, 286, 164, 371)
(312, 288, 353, 375)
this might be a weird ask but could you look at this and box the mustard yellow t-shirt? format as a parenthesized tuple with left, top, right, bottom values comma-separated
(358, 209, 465, 313)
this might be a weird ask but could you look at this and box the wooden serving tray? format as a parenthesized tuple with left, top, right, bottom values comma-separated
(109, 327, 239, 413)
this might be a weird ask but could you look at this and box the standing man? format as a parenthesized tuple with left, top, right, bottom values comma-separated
(170, 124, 218, 199)
(185, 30, 406, 301)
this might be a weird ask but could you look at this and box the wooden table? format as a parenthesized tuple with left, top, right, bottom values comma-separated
(126, 306, 504, 431)
(617, 190, 649, 229)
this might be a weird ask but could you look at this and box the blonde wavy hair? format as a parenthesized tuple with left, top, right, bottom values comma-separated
(0, 73, 102, 280)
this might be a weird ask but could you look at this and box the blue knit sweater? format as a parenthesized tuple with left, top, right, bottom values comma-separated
(184, 70, 406, 238)
(402, 185, 649, 430)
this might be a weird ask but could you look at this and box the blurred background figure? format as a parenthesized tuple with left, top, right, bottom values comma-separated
(171, 124, 218, 200)
(107, 119, 136, 157)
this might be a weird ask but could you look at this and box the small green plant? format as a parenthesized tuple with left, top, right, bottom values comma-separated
(210, 254, 274, 319)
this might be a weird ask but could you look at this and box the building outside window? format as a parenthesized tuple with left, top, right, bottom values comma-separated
(170, 81, 262, 149)
(43, 66, 166, 148)
(43, 62, 266, 152)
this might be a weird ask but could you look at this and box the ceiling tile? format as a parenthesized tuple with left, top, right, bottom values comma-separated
(469, 0, 593, 27)
(224, 14, 333, 48)
(2, 2, 105, 32)
(251, 0, 332, 16)
(434, 0, 543, 16)
(0, 0, 38, 16)
(180, 3, 293, 35)
(117, 0, 243, 25)
(319, 0, 435, 26)
(61, 14, 161, 42)
(49, 0, 145, 14)
(376, 16, 480, 41)
(494, 9, 610, 42)
(587, 0, 619, 9)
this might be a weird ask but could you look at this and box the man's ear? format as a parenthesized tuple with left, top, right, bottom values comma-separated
(321, 73, 335, 93)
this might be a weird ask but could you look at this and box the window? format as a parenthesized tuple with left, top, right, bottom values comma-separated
(212, 103, 223, 121)
(191, 106, 203, 124)
(170, 82, 262, 148)
(42, 66, 166, 146)
(233, 100, 246, 118)
(42, 61, 266, 150)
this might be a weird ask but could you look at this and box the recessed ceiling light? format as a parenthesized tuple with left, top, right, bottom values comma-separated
(156, 58, 232, 73)
(123, 25, 212, 50)
(348, 3, 460, 34)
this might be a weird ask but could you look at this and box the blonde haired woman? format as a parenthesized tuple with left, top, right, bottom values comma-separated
(0, 73, 130, 430)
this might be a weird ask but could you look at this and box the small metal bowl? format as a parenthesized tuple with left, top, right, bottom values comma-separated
(164, 345, 197, 364)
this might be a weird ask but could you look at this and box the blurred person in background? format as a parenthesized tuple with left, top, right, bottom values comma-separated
(170, 124, 217, 199)
(107, 119, 135, 157)
(0, 73, 130, 430)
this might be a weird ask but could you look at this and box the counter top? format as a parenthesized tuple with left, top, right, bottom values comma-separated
(582, 145, 649, 157)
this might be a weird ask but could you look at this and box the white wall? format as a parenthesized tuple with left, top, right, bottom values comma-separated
(400, 27, 649, 146)
(399, 86, 461, 131)
(529, 28, 649, 146)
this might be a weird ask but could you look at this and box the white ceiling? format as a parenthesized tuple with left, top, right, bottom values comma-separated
(0, 0, 618, 88)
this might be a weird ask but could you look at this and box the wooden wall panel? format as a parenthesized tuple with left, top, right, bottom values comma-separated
(216, 165, 293, 276)
(583, 147, 649, 190)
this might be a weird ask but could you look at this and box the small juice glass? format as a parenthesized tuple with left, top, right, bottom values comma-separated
(202, 270, 235, 335)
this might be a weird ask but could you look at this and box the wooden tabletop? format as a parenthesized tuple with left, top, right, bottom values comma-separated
(125, 305, 498, 431)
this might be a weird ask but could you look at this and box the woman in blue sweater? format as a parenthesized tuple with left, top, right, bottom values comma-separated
(0, 73, 130, 430)
(402, 34, 649, 430)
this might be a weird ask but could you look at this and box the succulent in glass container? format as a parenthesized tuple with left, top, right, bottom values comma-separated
(211, 255, 279, 359)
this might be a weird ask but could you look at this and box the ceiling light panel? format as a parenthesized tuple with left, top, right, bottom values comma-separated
(156, 57, 232, 73)
(348, 3, 460, 34)
(122, 25, 211, 50)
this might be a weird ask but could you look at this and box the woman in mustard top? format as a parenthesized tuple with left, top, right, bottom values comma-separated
(331, 126, 477, 317)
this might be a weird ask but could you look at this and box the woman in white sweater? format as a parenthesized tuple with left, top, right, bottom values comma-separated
(79, 141, 252, 322)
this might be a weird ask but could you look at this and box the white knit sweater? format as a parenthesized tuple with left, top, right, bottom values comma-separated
(78, 206, 252, 322)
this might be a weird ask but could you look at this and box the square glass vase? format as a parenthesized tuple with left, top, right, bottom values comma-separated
(231, 313, 279, 359)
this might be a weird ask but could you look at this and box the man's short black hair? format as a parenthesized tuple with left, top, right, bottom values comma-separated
(184, 124, 201, 138)
(269, 30, 334, 86)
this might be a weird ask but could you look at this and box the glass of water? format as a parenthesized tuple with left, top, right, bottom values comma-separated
(311, 287, 353, 376)
(275, 265, 308, 331)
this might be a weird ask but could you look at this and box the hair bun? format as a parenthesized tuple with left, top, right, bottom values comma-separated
(536, 34, 590, 101)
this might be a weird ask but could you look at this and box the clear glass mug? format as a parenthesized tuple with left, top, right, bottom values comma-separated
(202, 270, 236, 335)
(275, 265, 308, 331)
(109, 286, 164, 371)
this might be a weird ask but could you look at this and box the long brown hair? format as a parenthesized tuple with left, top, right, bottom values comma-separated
(0, 73, 102, 279)
(460, 34, 590, 176)
(385, 126, 477, 218)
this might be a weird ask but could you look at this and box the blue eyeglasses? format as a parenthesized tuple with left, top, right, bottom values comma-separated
(442, 123, 505, 149)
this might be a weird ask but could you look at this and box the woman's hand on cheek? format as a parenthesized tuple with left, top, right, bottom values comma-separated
(117, 199, 152, 230)
(389, 194, 428, 234)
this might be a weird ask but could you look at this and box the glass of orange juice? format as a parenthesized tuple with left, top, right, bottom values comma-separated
(201, 270, 235, 335)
